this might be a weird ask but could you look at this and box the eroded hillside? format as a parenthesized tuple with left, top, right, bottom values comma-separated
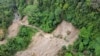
(0, 0, 100, 56)
(15, 18, 79, 56)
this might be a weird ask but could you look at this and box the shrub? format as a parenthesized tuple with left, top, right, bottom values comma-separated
(0, 26, 37, 56)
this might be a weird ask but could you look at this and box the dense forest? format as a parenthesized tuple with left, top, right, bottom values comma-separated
(0, 0, 100, 56)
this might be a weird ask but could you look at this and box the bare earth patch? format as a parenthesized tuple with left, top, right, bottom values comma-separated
(0, 16, 29, 45)
(8, 20, 20, 38)
(0, 16, 79, 56)
(15, 20, 79, 56)
(8, 16, 28, 38)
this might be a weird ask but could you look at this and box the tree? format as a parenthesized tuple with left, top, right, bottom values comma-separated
(79, 42, 84, 52)
(95, 44, 100, 56)
(64, 52, 72, 56)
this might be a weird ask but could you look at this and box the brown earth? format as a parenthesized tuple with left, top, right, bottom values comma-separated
(0, 16, 79, 56)
(15, 20, 79, 56)
(0, 16, 29, 44)
(8, 16, 29, 38)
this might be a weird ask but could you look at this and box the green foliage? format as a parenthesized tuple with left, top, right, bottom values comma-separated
(0, 26, 37, 56)
(95, 44, 100, 56)
(0, 0, 100, 56)
(80, 27, 90, 38)
(23, 2, 62, 32)
(23, 5, 39, 16)
(13, 0, 100, 56)
(63, 3, 69, 10)
(0, 0, 14, 28)
(79, 42, 84, 52)
(0, 0, 16, 40)
(64, 52, 72, 56)
(60, 0, 100, 56)
(22, 0, 100, 56)
(86, 0, 91, 6)
(55, 7, 62, 16)
(18, 26, 35, 37)
(77, 52, 84, 56)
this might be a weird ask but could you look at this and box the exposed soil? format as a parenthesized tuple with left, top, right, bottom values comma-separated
(0, 40, 7, 45)
(8, 16, 29, 38)
(0, 16, 79, 56)
(8, 20, 20, 38)
(15, 20, 79, 56)
(0, 16, 29, 44)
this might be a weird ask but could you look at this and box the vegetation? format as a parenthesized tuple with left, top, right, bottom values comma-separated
(63, 0, 100, 56)
(23, 0, 63, 32)
(0, 0, 14, 28)
(0, 0, 28, 40)
(0, 0, 14, 40)
(0, 26, 37, 56)
(0, 0, 100, 56)
(26, 0, 99, 56)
